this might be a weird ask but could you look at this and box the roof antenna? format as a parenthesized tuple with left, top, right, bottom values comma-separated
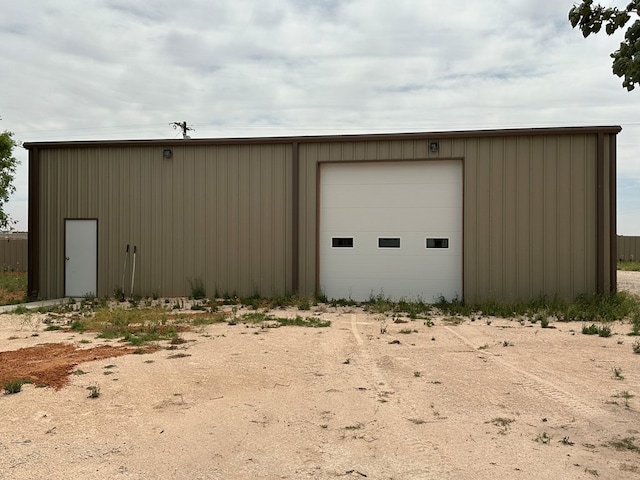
(171, 121, 194, 139)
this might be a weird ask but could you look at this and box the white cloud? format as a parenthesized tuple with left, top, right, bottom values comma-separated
(1, 0, 640, 232)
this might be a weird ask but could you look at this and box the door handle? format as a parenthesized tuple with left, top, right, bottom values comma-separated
(65, 256, 70, 261)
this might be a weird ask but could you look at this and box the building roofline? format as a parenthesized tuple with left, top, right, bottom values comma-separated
(22, 125, 622, 150)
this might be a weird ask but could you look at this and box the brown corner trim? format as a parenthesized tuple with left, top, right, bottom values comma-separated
(609, 134, 617, 292)
(27, 148, 40, 299)
(596, 133, 605, 294)
(291, 142, 299, 295)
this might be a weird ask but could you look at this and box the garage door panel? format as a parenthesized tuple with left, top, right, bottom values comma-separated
(321, 184, 461, 209)
(320, 235, 462, 256)
(320, 278, 461, 303)
(321, 208, 462, 232)
(320, 160, 463, 302)
(321, 254, 461, 277)
(323, 162, 460, 185)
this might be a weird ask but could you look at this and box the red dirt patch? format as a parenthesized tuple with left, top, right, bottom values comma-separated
(0, 343, 143, 390)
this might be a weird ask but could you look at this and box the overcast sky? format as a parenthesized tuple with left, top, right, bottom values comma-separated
(2, 0, 639, 234)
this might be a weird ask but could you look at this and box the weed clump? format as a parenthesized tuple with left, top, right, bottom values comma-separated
(188, 278, 206, 300)
(87, 385, 101, 398)
(582, 323, 612, 337)
(238, 312, 330, 328)
(3, 378, 29, 394)
(608, 437, 640, 452)
(612, 367, 624, 380)
(630, 312, 640, 336)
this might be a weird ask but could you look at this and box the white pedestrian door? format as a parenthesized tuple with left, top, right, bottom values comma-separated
(65, 219, 97, 297)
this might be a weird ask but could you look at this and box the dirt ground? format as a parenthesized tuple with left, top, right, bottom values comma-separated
(1, 275, 640, 479)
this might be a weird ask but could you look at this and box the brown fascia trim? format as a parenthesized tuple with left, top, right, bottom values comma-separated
(27, 148, 40, 299)
(609, 134, 617, 293)
(22, 126, 623, 150)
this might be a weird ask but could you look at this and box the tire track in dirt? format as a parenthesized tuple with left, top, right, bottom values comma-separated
(443, 326, 603, 419)
(349, 314, 479, 480)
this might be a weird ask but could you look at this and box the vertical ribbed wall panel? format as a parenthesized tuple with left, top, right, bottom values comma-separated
(300, 134, 603, 301)
(618, 236, 640, 261)
(38, 145, 292, 298)
(0, 239, 28, 271)
(36, 132, 612, 301)
(462, 134, 598, 301)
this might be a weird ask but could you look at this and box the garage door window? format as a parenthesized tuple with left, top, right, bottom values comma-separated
(426, 238, 449, 249)
(332, 237, 354, 248)
(378, 237, 401, 249)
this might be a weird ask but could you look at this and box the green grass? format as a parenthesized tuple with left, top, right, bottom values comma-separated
(442, 316, 464, 325)
(231, 291, 638, 331)
(69, 307, 182, 345)
(191, 314, 226, 326)
(0, 271, 27, 305)
(618, 261, 640, 271)
(238, 312, 330, 328)
(241, 312, 269, 323)
(398, 328, 418, 334)
(362, 294, 431, 318)
(434, 292, 638, 323)
(275, 316, 330, 328)
(236, 294, 319, 311)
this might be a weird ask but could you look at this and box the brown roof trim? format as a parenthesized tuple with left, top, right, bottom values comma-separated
(23, 126, 622, 150)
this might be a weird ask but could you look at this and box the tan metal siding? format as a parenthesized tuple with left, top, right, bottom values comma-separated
(300, 134, 604, 301)
(297, 145, 318, 296)
(462, 134, 598, 301)
(34, 129, 615, 302)
(38, 145, 292, 299)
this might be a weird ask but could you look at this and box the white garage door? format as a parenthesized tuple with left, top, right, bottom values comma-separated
(319, 161, 462, 302)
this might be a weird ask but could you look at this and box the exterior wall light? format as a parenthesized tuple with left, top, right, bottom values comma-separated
(163, 148, 173, 159)
(429, 141, 439, 153)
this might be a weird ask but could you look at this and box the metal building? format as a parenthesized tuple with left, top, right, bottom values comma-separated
(24, 126, 620, 302)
